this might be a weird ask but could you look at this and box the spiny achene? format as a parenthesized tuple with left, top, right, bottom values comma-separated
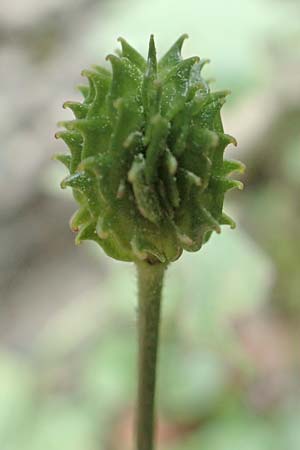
(55, 34, 244, 264)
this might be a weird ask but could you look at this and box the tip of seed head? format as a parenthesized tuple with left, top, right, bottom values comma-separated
(81, 69, 88, 77)
(106, 53, 115, 62)
(215, 225, 221, 234)
(226, 134, 238, 147)
(75, 237, 82, 246)
(239, 162, 246, 173)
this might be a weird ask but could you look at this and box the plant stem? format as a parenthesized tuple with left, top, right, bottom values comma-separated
(135, 260, 166, 450)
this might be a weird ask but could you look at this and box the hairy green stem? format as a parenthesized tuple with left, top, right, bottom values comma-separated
(135, 261, 166, 450)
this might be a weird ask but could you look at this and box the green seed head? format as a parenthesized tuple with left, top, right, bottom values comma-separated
(55, 34, 244, 264)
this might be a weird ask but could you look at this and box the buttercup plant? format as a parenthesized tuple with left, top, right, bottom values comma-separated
(55, 34, 244, 450)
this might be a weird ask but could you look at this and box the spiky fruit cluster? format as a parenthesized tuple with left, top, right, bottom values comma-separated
(55, 35, 244, 264)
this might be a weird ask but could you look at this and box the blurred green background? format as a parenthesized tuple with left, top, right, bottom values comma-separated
(1, 0, 300, 449)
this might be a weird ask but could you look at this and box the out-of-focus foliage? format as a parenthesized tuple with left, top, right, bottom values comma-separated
(0, 229, 283, 449)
